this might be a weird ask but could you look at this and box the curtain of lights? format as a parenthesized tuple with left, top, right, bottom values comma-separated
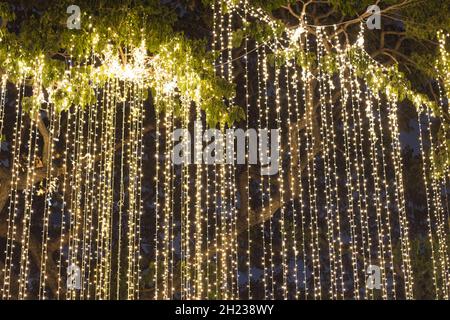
(0, 49, 144, 299)
(0, 0, 449, 300)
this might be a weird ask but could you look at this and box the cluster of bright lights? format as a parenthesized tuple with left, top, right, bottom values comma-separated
(101, 41, 150, 82)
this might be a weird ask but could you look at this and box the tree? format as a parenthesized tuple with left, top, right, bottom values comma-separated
(0, 0, 448, 300)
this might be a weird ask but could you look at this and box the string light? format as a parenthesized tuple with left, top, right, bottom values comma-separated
(262, 46, 275, 300)
(243, 0, 252, 300)
(424, 102, 450, 299)
(303, 26, 322, 300)
(386, 94, 414, 299)
(316, 27, 338, 299)
(0, 75, 7, 137)
(3, 74, 26, 299)
(154, 106, 161, 299)
(256, 44, 269, 300)
(285, 57, 300, 300)
(274, 61, 288, 299)
(417, 105, 441, 299)
(1, 0, 449, 301)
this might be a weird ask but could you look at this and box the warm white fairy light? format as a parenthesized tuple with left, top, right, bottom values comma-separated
(67, 98, 81, 300)
(38, 102, 57, 300)
(208, 0, 218, 301)
(435, 78, 450, 295)
(362, 72, 385, 300)
(347, 51, 369, 300)
(56, 106, 71, 299)
(211, 0, 220, 300)
(136, 79, 145, 300)
(262, 46, 275, 300)
(115, 84, 126, 299)
(436, 80, 449, 180)
(204, 112, 211, 299)
(194, 104, 204, 299)
(417, 105, 441, 299)
(17, 104, 38, 300)
(161, 109, 172, 299)
(243, 0, 252, 300)
(127, 79, 143, 300)
(338, 48, 359, 299)
(179, 115, 185, 300)
(14, 61, 43, 300)
(181, 98, 192, 299)
(274, 61, 288, 299)
(128, 80, 136, 299)
(3, 75, 26, 299)
(101, 42, 149, 82)
(303, 27, 322, 300)
(375, 91, 393, 300)
(423, 102, 450, 299)
(386, 94, 414, 299)
(84, 89, 98, 300)
(94, 83, 105, 299)
(226, 1, 239, 299)
(213, 155, 220, 299)
(294, 34, 310, 299)
(378, 102, 396, 299)
(324, 55, 345, 300)
(154, 106, 161, 299)
(107, 78, 115, 299)
(316, 27, 338, 299)
(349, 52, 376, 300)
(255, 44, 269, 300)
(290, 37, 309, 300)
(285, 58, 301, 300)
(217, 0, 229, 300)
(78, 61, 92, 300)
(0, 75, 7, 137)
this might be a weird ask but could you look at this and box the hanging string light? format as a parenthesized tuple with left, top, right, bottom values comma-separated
(116, 81, 127, 299)
(262, 46, 275, 300)
(243, 0, 253, 300)
(304, 26, 322, 300)
(417, 105, 440, 298)
(161, 106, 172, 299)
(211, 0, 219, 300)
(0, 75, 7, 136)
(285, 56, 301, 300)
(324, 50, 345, 300)
(38, 100, 59, 299)
(423, 102, 450, 299)
(225, 0, 239, 300)
(255, 44, 269, 300)
(154, 105, 161, 299)
(316, 27, 338, 300)
(194, 103, 204, 299)
(274, 61, 288, 299)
